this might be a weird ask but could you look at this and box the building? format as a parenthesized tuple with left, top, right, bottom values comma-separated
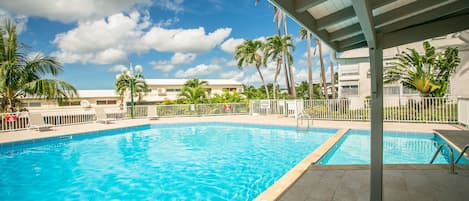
(137, 79, 243, 104)
(337, 31, 469, 103)
(22, 90, 122, 111)
(21, 79, 243, 111)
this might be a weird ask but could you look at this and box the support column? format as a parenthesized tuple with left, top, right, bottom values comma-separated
(369, 47, 383, 201)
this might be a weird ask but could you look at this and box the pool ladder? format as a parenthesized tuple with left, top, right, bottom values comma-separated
(430, 143, 469, 175)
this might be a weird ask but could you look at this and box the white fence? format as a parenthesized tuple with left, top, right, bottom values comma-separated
(0, 98, 463, 132)
(251, 97, 458, 123)
(458, 97, 469, 127)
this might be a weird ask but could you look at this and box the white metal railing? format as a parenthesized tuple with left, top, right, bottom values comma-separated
(156, 103, 249, 117)
(251, 97, 458, 123)
(458, 97, 469, 127)
(1, 112, 30, 131)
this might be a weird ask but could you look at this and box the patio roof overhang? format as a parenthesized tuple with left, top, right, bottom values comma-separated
(269, 0, 469, 52)
(267, 1, 469, 201)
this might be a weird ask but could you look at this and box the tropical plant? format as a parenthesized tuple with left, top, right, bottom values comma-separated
(263, 35, 295, 99)
(299, 27, 314, 100)
(0, 20, 78, 112)
(234, 40, 270, 99)
(178, 78, 208, 104)
(329, 60, 336, 99)
(115, 66, 149, 104)
(210, 90, 243, 103)
(384, 41, 460, 97)
(183, 78, 208, 88)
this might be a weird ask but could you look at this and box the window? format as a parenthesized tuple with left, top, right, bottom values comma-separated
(384, 86, 400, 96)
(223, 88, 237, 92)
(58, 100, 80, 106)
(166, 88, 181, 92)
(22, 102, 42, 107)
(402, 86, 419, 95)
(341, 85, 359, 96)
(96, 100, 117, 105)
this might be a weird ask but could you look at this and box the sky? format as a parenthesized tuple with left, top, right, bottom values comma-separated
(0, 0, 336, 89)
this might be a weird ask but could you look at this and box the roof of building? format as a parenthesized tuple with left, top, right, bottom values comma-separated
(77, 90, 119, 98)
(270, 0, 469, 52)
(145, 79, 242, 86)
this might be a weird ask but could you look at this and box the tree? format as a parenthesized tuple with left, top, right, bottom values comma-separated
(178, 78, 208, 104)
(211, 90, 243, 103)
(315, 38, 328, 98)
(384, 41, 460, 97)
(183, 78, 207, 88)
(330, 61, 336, 99)
(234, 40, 270, 99)
(264, 35, 295, 99)
(115, 66, 149, 105)
(0, 20, 77, 112)
(256, 0, 296, 98)
(299, 27, 314, 100)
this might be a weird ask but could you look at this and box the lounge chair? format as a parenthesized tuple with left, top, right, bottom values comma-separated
(29, 113, 52, 131)
(147, 106, 159, 120)
(95, 108, 115, 124)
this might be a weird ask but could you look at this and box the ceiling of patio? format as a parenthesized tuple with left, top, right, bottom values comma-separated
(269, 0, 469, 52)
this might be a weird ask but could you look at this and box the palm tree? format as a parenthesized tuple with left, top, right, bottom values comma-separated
(299, 27, 314, 100)
(234, 40, 270, 99)
(264, 35, 295, 99)
(115, 67, 149, 104)
(184, 78, 208, 88)
(315, 38, 327, 98)
(256, 0, 295, 98)
(0, 20, 78, 112)
(177, 78, 208, 104)
(384, 41, 460, 97)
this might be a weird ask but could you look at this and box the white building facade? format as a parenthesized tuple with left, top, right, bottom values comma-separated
(337, 31, 469, 103)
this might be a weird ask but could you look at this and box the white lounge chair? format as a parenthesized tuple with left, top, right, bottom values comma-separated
(29, 113, 52, 131)
(95, 108, 115, 124)
(147, 106, 159, 120)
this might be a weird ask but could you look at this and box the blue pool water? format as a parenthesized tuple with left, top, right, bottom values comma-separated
(318, 129, 469, 165)
(0, 123, 337, 201)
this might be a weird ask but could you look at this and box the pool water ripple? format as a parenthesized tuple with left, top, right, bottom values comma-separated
(0, 123, 336, 201)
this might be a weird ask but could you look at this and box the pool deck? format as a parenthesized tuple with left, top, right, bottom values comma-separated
(278, 165, 469, 201)
(1, 115, 468, 201)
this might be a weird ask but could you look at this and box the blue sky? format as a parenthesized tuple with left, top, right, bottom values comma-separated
(0, 0, 335, 89)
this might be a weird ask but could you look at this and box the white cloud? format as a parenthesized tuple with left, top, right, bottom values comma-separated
(52, 11, 230, 65)
(155, 16, 180, 27)
(171, 53, 196, 65)
(220, 70, 244, 81)
(141, 27, 231, 53)
(0, 9, 28, 33)
(0, 0, 151, 23)
(150, 52, 196, 72)
(151, 61, 175, 72)
(174, 64, 221, 78)
(220, 37, 244, 54)
(154, 0, 184, 13)
(108, 64, 128, 73)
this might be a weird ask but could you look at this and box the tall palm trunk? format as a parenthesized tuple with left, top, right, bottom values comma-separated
(316, 38, 327, 99)
(283, 15, 296, 98)
(306, 33, 313, 100)
(273, 59, 282, 99)
(330, 61, 336, 99)
(256, 65, 270, 99)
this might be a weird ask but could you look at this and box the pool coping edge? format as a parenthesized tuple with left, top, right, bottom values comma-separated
(253, 128, 350, 201)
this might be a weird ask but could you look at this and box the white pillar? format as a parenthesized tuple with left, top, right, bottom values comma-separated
(370, 47, 383, 201)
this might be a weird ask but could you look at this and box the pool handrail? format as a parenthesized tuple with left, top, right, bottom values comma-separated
(430, 143, 455, 174)
(455, 144, 469, 164)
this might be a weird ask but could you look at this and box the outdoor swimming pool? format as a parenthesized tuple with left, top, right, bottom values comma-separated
(0, 123, 337, 201)
(318, 129, 469, 165)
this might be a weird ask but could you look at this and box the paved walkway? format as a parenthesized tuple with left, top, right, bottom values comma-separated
(279, 165, 469, 201)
